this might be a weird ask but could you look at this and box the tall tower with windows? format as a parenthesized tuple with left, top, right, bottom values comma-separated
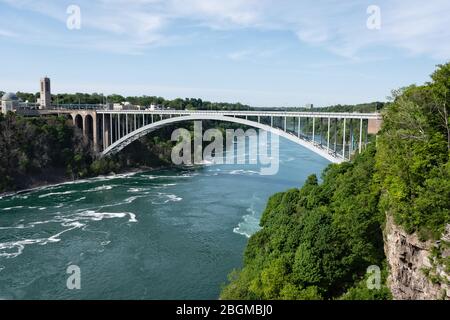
(39, 77, 51, 109)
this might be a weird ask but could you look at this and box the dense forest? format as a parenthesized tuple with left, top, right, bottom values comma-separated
(0, 114, 176, 193)
(221, 63, 450, 300)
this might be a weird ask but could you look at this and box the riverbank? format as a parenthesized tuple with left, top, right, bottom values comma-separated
(0, 165, 171, 198)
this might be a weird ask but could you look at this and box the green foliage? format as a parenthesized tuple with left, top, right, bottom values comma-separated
(0, 114, 88, 191)
(221, 144, 387, 300)
(376, 63, 450, 239)
(49, 93, 254, 111)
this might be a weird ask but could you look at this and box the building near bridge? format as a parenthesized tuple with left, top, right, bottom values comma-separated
(147, 104, 162, 111)
(39, 77, 51, 109)
(1, 92, 19, 114)
(112, 102, 144, 110)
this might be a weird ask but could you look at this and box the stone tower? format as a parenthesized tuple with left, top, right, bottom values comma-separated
(40, 77, 51, 109)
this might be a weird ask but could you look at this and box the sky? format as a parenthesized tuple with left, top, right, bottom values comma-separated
(0, 0, 449, 108)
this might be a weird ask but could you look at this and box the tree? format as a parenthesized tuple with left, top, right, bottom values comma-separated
(430, 63, 450, 151)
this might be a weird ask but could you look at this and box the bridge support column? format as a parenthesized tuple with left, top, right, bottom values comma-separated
(110, 114, 113, 146)
(117, 114, 120, 140)
(327, 117, 331, 151)
(359, 118, 363, 153)
(312, 118, 315, 145)
(82, 115, 87, 137)
(334, 119, 337, 153)
(349, 119, 353, 155)
(102, 114, 106, 149)
(342, 118, 346, 159)
(93, 113, 99, 153)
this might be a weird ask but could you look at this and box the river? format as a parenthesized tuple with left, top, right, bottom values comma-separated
(0, 139, 329, 299)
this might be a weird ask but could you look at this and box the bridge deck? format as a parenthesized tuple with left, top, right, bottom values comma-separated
(95, 109, 382, 120)
(18, 108, 381, 120)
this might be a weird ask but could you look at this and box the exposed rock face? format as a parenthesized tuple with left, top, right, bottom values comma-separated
(384, 215, 450, 300)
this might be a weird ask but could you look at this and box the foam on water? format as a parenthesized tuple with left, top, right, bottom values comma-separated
(151, 193, 183, 204)
(127, 187, 152, 193)
(87, 185, 115, 192)
(233, 207, 262, 238)
(228, 169, 260, 175)
(38, 191, 76, 198)
(0, 171, 143, 202)
(76, 210, 137, 223)
(2, 206, 24, 211)
(0, 238, 52, 258)
(0, 205, 138, 259)
(2, 172, 181, 263)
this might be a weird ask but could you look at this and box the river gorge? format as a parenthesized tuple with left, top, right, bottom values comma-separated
(0, 139, 329, 299)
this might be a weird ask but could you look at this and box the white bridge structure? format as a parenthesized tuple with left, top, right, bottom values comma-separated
(26, 109, 383, 164)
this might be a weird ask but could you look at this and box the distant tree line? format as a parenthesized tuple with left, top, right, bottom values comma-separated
(1, 89, 384, 112)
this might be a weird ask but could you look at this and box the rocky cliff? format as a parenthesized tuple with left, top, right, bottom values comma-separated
(384, 215, 450, 300)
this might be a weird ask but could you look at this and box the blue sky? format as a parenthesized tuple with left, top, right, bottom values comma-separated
(0, 0, 449, 107)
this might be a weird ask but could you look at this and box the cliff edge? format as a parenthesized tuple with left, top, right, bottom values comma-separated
(384, 215, 450, 300)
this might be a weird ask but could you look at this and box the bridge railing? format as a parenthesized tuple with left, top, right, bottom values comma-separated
(49, 104, 105, 110)
(95, 109, 382, 120)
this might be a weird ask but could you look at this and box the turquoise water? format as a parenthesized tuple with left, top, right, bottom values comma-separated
(0, 139, 329, 299)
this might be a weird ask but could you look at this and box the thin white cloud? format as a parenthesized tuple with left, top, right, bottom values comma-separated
(290, 0, 450, 59)
(228, 50, 253, 61)
(0, 28, 17, 37)
(0, 0, 449, 59)
(227, 48, 282, 62)
(169, 0, 266, 29)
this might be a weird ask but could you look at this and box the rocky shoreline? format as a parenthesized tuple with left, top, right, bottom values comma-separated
(0, 165, 167, 199)
(384, 215, 450, 300)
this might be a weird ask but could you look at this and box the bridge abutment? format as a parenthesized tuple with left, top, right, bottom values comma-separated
(71, 111, 100, 153)
(368, 119, 383, 134)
